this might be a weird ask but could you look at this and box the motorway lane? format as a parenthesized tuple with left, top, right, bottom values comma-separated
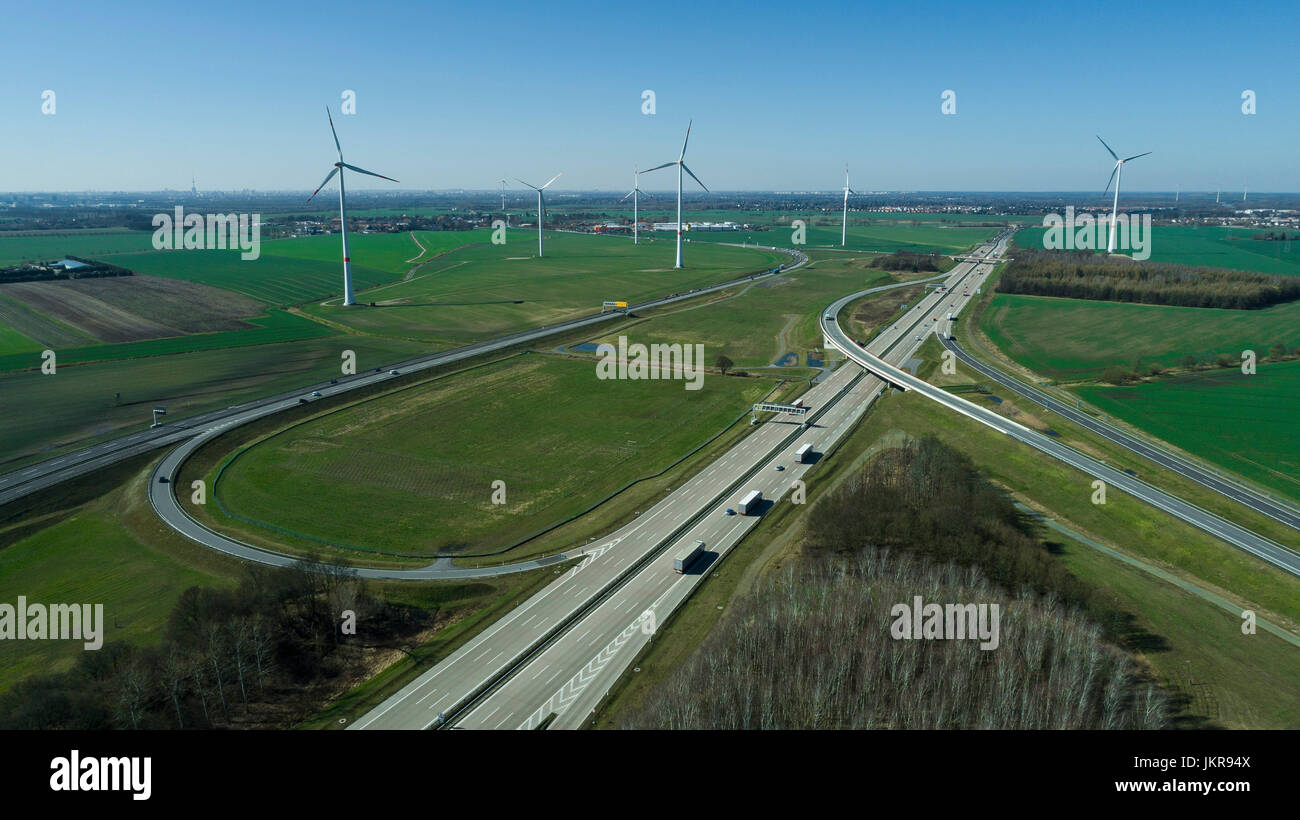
(349, 363, 868, 726)
(1, 251, 806, 507)
(940, 336, 1300, 535)
(447, 250, 1002, 729)
(151, 269, 945, 581)
(821, 254, 1300, 578)
(353, 253, 997, 729)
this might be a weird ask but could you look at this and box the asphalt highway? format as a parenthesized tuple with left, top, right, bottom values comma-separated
(351, 244, 1002, 729)
(821, 261, 1300, 578)
(939, 335, 1300, 535)
(1, 250, 806, 508)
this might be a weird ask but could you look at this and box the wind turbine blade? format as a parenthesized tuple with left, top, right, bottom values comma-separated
(340, 163, 399, 183)
(620, 190, 636, 202)
(1096, 135, 1118, 161)
(1103, 164, 1118, 195)
(515, 178, 540, 191)
(327, 106, 342, 159)
(1122, 151, 1152, 163)
(681, 163, 709, 193)
(540, 172, 562, 190)
(679, 120, 693, 161)
(307, 166, 340, 202)
(642, 162, 675, 173)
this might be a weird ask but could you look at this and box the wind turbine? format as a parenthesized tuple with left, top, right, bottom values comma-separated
(500, 179, 509, 226)
(515, 173, 561, 257)
(620, 166, 655, 244)
(1098, 135, 1151, 254)
(1243, 184, 1248, 202)
(307, 107, 399, 306)
(841, 164, 857, 247)
(643, 120, 708, 268)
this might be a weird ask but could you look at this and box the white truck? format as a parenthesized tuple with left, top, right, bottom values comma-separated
(673, 540, 706, 573)
(795, 443, 813, 463)
(738, 489, 763, 515)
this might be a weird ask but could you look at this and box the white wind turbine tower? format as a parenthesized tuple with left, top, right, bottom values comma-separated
(516, 173, 562, 257)
(620, 166, 654, 244)
(643, 120, 708, 268)
(1098, 135, 1151, 254)
(841, 164, 858, 247)
(307, 107, 399, 306)
(500, 179, 509, 226)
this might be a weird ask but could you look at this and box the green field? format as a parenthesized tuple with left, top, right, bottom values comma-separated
(212, 354, 773, 556)
(1076, 361, 1300, 502)
(0, 471, 241, 693)
(299, 232, 787, 348)
(0, 309, 332, 373)
(0, 229, 156, 266)
(980, 293, 1300, 380)
(114, 230, 463, 306)
(0, 334, 432, 469)
(589, 253, 894, 370)
(0, 322, 41, 357)
(1016, 224, 1300, 277)
(855, 389, 1300, 727)
(695, 220, 996, 254)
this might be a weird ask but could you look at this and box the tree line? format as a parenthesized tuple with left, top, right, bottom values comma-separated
(0, 256, 134, 284)
(873, 250, 942, 272)
(625, 437, 1170, 729)
(997, 248, 1300, 309)
(0, 558, 434, 729)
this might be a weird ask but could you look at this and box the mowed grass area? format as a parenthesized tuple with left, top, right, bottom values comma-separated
(1052, 526, 1300, 729)
(0, 335, 431, 470)
(1016, 224, 1300, 277)
(213, 354, 773, 557)
(858, 390, 1300, 728)
(299, 232, 787, 348)
(980, 293, 1300, 380)
(0, 467, 242, 693)
(0, 231, 779, 469)
(0, 457, 574, 704)
(1076, 361, 1300, 503)
(588, 253, 894, 370)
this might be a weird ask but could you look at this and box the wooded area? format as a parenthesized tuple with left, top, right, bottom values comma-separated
(626, 437, 1169, 729)
(997, 248, 1300, 309)
(0, 558, 434, 729)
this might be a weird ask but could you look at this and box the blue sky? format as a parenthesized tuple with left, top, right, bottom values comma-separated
(3, 0, 1296, 192)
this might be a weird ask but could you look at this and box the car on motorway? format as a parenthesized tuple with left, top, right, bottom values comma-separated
(824, 313, 831, 320)
(775, 464, 785, 471)
(915, 335, 921, 341)
(311, 391, 321, 397)
(158, 476, 169, 484)
(389, 369, 399, 375)
(725, 508, 736, 516)
(298, 398, 309, 404)
(330, 378, 338, 384)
